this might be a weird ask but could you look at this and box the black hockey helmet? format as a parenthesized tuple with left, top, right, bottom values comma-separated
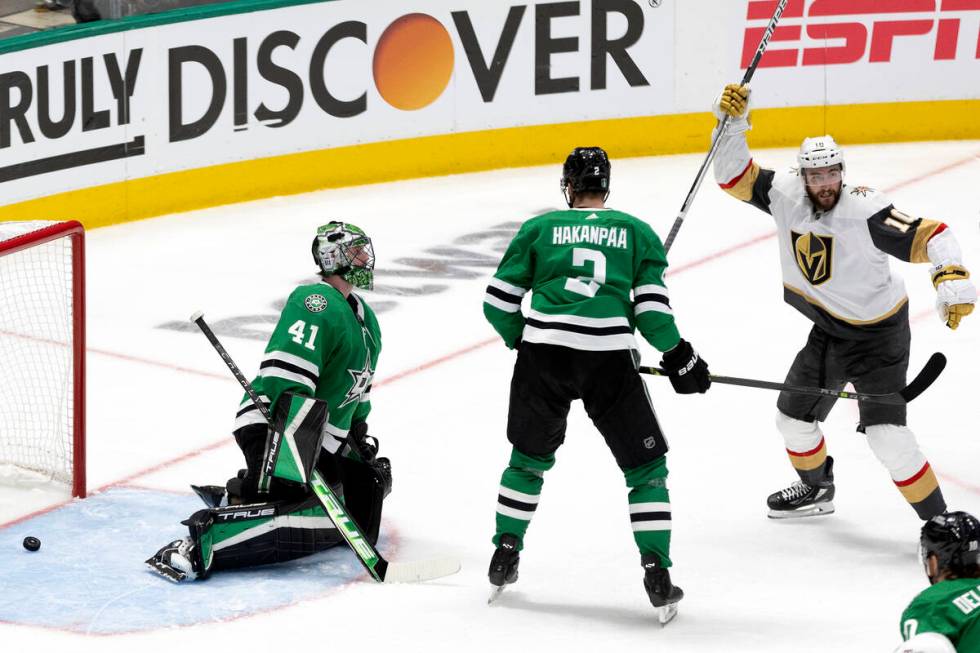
(919, 511, 980, 583)
(561, 146, 611, 205)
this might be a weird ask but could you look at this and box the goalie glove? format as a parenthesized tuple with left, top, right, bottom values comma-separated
(711, 83, 751, 134)
(932, 265, 976, 330)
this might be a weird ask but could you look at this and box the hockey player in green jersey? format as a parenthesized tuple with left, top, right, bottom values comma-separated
(895, 511, 980, 652)
(483, 147, 711, 623)
(147, 221, 391, 582)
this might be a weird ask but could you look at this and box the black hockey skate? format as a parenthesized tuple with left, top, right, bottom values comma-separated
(767, 458, 836, 519)
(487, 533, 520, 604)
(642, 555, 684, 626)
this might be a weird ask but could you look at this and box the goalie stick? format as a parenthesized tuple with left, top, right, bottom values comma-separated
(662, 0, 788, 253)
(640, 352, 946, 406)
(190, 311, 460, 584)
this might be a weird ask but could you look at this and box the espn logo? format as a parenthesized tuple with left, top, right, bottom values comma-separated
(743, 0, 980, 68)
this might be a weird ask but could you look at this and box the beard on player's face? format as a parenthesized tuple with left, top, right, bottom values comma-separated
(803, 167, 843, 210)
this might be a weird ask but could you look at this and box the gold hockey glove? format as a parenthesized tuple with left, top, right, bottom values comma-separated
(716, 84, 750, 119)
(932, 265, 976, 330)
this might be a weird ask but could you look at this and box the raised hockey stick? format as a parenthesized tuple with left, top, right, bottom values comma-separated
(640, 352, 946, 405)
(190, 311, 460, 583)
(662, 0, 788, 253)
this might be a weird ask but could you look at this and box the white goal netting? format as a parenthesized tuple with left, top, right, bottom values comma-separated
(0, 220, 83, 497)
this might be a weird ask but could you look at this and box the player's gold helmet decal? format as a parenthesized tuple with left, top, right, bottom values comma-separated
(791, 231, 834, 286)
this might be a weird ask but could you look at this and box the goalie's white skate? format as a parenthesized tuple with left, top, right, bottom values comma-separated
(146, 538, 198, 582)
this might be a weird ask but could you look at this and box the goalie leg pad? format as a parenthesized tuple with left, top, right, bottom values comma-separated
(232, 392, 329, 501)
(775, 411, 831, 486)
(865, 424, 946, 519)
(176, 494, 344, 577)
(263, 392, 329, 487)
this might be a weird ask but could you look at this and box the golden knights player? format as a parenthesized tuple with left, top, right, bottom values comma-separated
(894, 511, 980, 653)
(147, 222, 391, 581)
(482, 147, 711, 622)
(711, 84, 976, 521)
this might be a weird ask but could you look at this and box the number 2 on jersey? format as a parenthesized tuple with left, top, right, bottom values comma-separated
(564, 247, 606, 298)
(288, 320, 319, 350)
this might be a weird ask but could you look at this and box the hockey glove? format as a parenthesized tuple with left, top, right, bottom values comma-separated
(712, 84, 751, 137)
(346, 420, 380, 463)
(932, 265, 976, 330)
(713, 83, 750, 119)
(660, 339, 710, 395)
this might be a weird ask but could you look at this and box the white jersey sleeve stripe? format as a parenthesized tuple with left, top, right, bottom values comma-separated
(488, 277, 528, 297)
(635, 301, 673, 316)
(263, 350, 320, 376)
(484, 292, 522, 313)
(634, 284, 668, 297)
(258, 367, 317, 391)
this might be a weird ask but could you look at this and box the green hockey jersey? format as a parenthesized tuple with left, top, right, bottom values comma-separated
(483, 208, 680, 352)
(900, 577, 980, 651)
(234, 282, 381, 454)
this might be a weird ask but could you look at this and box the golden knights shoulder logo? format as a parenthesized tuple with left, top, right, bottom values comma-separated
(791, 231, 834, 286)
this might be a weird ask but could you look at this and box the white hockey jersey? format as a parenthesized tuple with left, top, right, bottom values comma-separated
(713, 128, 946, 339)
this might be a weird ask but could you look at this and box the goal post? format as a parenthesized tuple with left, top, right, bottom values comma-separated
(0, 220, 86, 498)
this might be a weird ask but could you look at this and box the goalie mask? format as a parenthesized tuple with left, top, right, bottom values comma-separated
(311, 221, 375, 291)
(561, 146, 611, 207)
(919, 511, 980, 584)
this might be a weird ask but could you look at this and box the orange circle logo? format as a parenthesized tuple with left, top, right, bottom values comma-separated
(373, 14, 454, 111)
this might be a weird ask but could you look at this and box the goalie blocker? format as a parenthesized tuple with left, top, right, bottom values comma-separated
(147, 393, 392, 581)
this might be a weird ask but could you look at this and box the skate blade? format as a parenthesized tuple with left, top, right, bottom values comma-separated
(487, 584, 506, 605)
(657, 604, 678, 626)
(144, 557, 186, 583)
(768, 501, 835, 520)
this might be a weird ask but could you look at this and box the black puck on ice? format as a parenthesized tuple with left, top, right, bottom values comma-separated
(23, 536, 41, 552)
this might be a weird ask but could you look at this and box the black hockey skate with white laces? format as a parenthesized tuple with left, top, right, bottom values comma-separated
(487, 533, 520, 604)
(642, 555, 683, 625)
(767, 478, 835, 519)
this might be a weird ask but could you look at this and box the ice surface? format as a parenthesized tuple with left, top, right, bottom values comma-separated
(1, 140, 978, 651)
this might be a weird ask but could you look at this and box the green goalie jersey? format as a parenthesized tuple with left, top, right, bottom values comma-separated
(900, 577, 980, 651)
(233, 282, 381, 455)
(483, 208, 680, 352)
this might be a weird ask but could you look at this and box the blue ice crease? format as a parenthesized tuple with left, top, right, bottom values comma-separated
(0, 487, 368, 634)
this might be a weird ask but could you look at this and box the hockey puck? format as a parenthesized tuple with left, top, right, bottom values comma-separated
(23, 536, 41, 552)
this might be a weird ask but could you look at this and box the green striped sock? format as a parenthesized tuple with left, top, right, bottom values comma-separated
(493, 448, 555, 550)
(624, 457, 672, 567)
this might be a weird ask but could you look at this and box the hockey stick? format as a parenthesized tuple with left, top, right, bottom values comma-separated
(190, 311, 460, 583)
(639, 352, 946, 406)
(662, 0, 788, 253)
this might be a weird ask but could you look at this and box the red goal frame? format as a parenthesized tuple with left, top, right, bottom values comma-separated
(0, 221, 86, 498)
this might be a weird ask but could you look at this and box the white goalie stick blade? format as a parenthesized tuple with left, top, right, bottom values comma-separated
(381, 556, 461, 583)
(657, 604, 678, 626)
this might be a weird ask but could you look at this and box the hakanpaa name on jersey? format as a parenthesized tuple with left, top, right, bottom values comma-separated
(552, 225, 629, 249)
(484, 209, 681, 354)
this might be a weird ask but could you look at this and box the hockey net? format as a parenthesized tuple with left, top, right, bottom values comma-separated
(0, 221, 86, 498)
